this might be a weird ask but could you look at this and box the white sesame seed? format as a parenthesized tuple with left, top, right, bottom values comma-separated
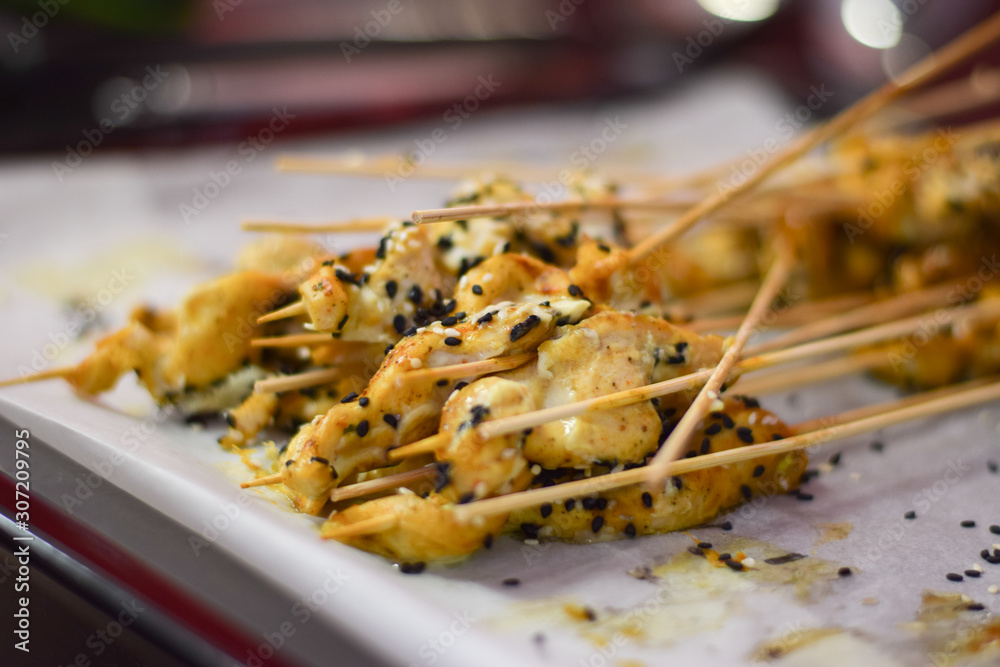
(988, 585, 998, 594)
(748, 412, 758, 425)
(531, 464, 542, 475)
(524, 538, 539, 545)
(742, 557, 756, 567)
(972, 563, 984, 572)
(445, 328, 460, 337)
(707, 390, 718, 400)
(710, 399, 725, 412)
(410, 358, 423, 369)
(762, 415, 778, 425)
(500, 448, 518, 460)
(432, 327, 445, 335)
(482, 273, 494, 283)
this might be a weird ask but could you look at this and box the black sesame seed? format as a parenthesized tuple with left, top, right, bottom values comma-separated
(521, 523, 540, 539)
(483, 534, 494, 549)
(441, 315, 458, 326)
(961, 520, 976, 528)
(502, 578, 521, 587)
(568, 284, 583, 297)
(472, 285, 483, 295)
(284, 459, 293, 467)
(540, 503, 552, 519)
(453, 381, 468, 392)
(870, 441, 884, 452)
(988, 460, 998, 474)
(837, 567, 852, 577)
(705, 423, 722, 436)
(741, 484, 752, 500)
(641, 492, 653, 508)
(724, 559, 744, 571)
(990, 525, 1000, 535)
(564, 498, 576, 511)
(721, 521, 733, 531)
(829, 452, 842, 466)
(582, 497, 597, 510)
(408, 285, 423, 304)
(359, 396, 370, 407)
(385, 280, 398, 299)
(967, 603, 986, 611)
(337, 313, 349, 331)
(444, 336, 461, 346)
(476, 312, 494, 325)
(223, 412, 236, 427)
(904, 511, 917, 520)
(964, 569, 981, 578)
(384, 344, 394, 355)
(458, 492, 474, 504)
(672, 477, 683, 491)
(393, 314, 406, 334)
(400, 562, 425, 575)
(700, 438, 711, 455)
(945, 573, 964, 582)
(356, 420, 369, 437)
(764, 553, 807, 565)
(403, 326, 418, 337)
(736, 427, 754, 444)
(436, 379, 448, 387)
(624, 523, 636, 538)
(796, 492, 814, 501)
(717, 552, 731, 561)
(753, 465, 765, 478)
(383, 414, 398, 428)
(595, 498, 608, 511)
(591, 516, 604, 533)
(688, 546, 705, 556)
(697, 541, 712, 549)
(341, 392, 358, 404)
(720, 414, 735, 429)
(509, 315, 541, 342)
(555, 317, 569, 326)
(582, 607, 596, 622)
(310, 456, 329, 465)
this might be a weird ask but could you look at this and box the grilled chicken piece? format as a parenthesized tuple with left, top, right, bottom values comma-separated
(500, 311, 728, 469)
(508, 397, 806, 541)
(281, 299, 590, 514)
(322, 376, 534, 563)
(66, 271, 293, 400)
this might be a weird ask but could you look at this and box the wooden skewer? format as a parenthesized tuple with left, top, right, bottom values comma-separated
(454, 377, 1000, 521)
(387, 433, 450, 462)
(735, 348, 887, 397)
(791, 375, 996, 435)
(330, 466, 437, 503)
(412, 197, 698, 225)
(321, 514, 399, 540)
(240, 472, 284, 489)
(255, 368, 342, 394)
(626, 12, 1000, 264)
(257, 301, 307, 324)
(745, 280, 965, 355)
(895, 65, 1000, 123)
(397, 353, 536, 386)
(645, 240, 796, 483)
(0, 366, 76, 389)
(476, 297, 1000, 441)
(685, 291, 873, 333)
(250, 332, 334, 347)
(242, 218, 393, 234)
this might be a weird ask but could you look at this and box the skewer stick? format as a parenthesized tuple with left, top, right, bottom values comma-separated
(476, 297, 1000, 441)
(685, 291, 872, 333)
(412, 198, 689, 225)
(387, 433, 450, 462)
(397, 353, 536, 386)
(455, 377, 1000, 521)
(645, 241, 796, 483)
(0, 366, 76, 388)
(257, 301, 307, 324)
(746, 280, 964, 355)
(321, 514, 399, 540)
(240, 472, 284, 489)
(255, 368, 343, 394)
(735, 349, 887, 397)
(242, 218, 393, 234)
(330, 466, 437, 503)
(250, 332, 334, 347)
(626, 11, 1000, 264)
(895, 65, 1000, 123)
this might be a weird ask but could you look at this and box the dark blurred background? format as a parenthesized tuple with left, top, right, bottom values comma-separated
(1, 0, 1000, 155)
